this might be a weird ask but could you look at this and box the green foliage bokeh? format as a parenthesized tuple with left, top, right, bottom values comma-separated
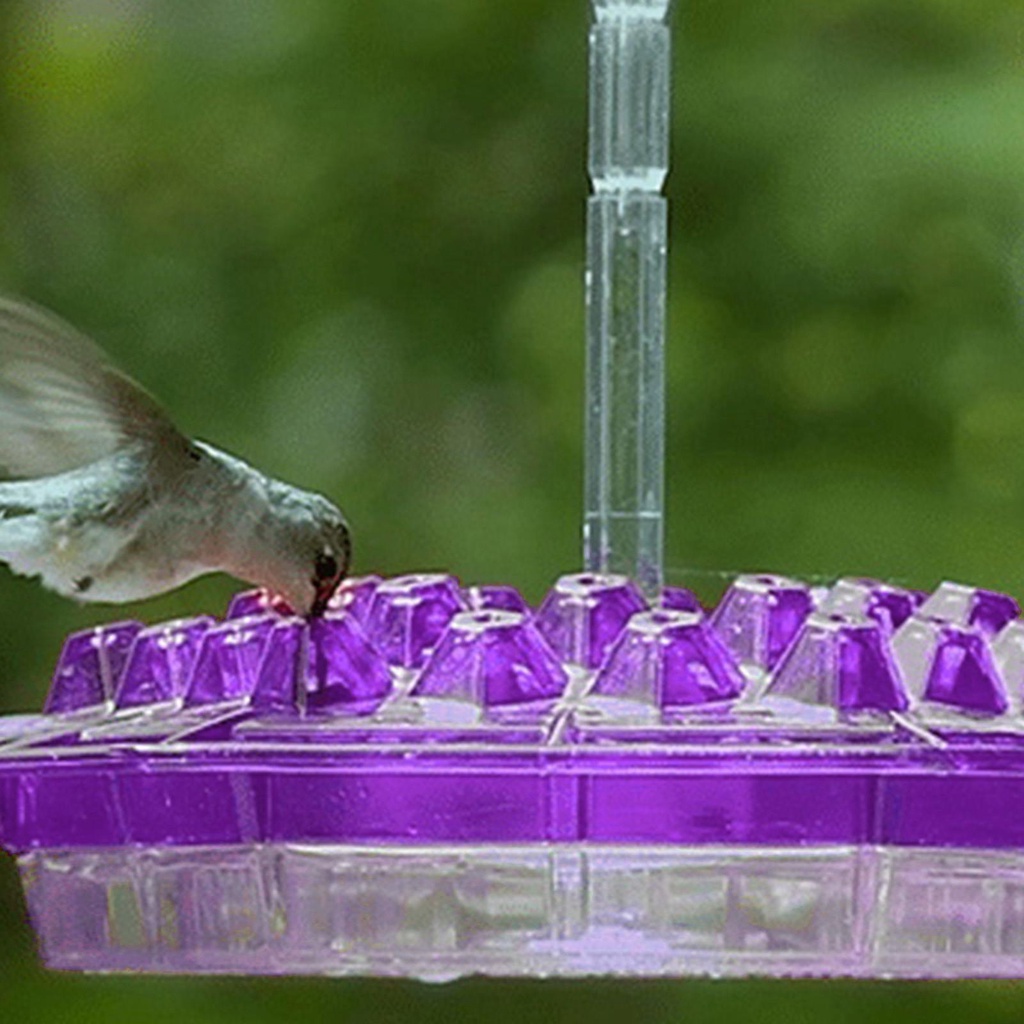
(0, 0, 1023, 1017)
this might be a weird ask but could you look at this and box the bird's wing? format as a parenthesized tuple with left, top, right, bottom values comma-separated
(0, 297, 190, 478)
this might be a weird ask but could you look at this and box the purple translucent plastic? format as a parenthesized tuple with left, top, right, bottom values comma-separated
(326, 574, 382, 624)
(366, 573, 467, 668)
(819, 578, 922, 634)
(992, 620, 1024, 710)
(969, 590, 1019, 636)
(115, 617, 215, 709)
(185, 615, 279, 705)
(536, 572, 647, 668)
(412, 609, 566, 708)
(766, 613, 909, 713)
(251, 615, 391, 713)
(660, 586, 702, 614)
(591, 609, 744, 707)
(465, 584, 530, 614)
(923, 623, 1009, 715)
(867, 586, 924, 633)
(45, 621, 143, 713)
(13, 570, 1024, 861)
(226, 589, 294, 619)
(892, 612, 1009, 715)
(710, 574, 813, 672)
(917, 582, 1019, 638)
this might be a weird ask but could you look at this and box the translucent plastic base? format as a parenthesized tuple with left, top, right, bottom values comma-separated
(19, 844, 1024, 979)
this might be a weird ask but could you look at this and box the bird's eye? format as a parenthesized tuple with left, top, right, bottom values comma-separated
(314, 551, 339, 582)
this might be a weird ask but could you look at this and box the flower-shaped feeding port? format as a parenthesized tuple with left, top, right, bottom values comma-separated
(817, 578, 923, 635)
(588, 608, 745, 715)
(709, 574, 813, 676)
(991, 620, 1024, 713)
(410, 609, 567, 719)
(114, 617, 215, 710)
(251, 614, 392, 715)
(326, 574, 383, 624)
(184, 614, 280, 706)
(892, 612, 1011, 716)
(44, 620, 144, 714)
(465, 584, 530, 615)
(535, 572, 647, 669)
(916, 581, 1019, 638)
(365, 573, 467, 669)
(763, 612, 910, 715)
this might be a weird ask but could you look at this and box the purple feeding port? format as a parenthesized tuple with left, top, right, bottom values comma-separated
(184, 614, 279, 706)
(412, 609, 566, 709)
(923, 623, 1009, 715)
(366, 573, 467, 669)
(251, 615, 392, 714)
(660, 585, 702, 614)
(867, 586, 923, 633)
(590, 609, 744, 708)
(115, 617, 215, 709)
(225, 588, 294, 619)
(249, 618, 308, 711)
(309, 615, 393, 710)
(536, 572, 647, 668)
(326, 574, 382, 624)
(892, 613, 1009, 714)
(917, 581, 1019, 638)
(44, 620, 143, 713)
(710, 574, 813, 673)
(465, 584, 530, 615)
(970, 590, 1020, 637)
(765, 613, 909, 713)
(819, 578, 922, 634)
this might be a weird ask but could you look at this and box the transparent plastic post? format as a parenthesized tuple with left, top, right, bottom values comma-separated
(584, 0, 670, 600)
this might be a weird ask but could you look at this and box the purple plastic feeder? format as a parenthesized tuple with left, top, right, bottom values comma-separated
(7, 570, 1024, 980)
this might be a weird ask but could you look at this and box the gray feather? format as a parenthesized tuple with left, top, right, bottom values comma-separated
(0, 298, 186, 478)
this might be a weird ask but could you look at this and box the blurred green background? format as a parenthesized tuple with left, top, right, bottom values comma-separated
(0, 0, 1023, 1017)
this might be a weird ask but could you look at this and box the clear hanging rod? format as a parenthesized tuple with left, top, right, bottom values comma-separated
(583, 0, 670, 599)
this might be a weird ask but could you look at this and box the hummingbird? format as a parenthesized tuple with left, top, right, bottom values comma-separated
(0, 297, 351, 616)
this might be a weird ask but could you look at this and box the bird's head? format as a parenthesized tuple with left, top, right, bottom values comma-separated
(254, 485, 352, 617)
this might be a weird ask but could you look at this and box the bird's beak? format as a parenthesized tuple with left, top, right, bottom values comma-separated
(309, 578, 337, 618)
